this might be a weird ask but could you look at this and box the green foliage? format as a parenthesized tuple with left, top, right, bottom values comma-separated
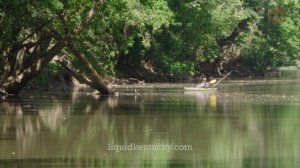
(64, 0, 174, 76)
(142, 0, 255, 74)
(240, 0, 300, 71)
(167, 0, 249, 61)
(151, 52, 195, 75)
(1, 0, 299, 83)
(34, 72, 49, 86)
(47, 62, 62, 73)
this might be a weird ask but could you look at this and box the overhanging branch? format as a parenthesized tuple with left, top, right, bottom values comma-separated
(217, 18, 251, 47)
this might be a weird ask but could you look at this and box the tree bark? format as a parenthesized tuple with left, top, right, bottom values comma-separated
(56, 56, 93, 85)
(67, 43, 114, 94)
(56, 56, 113, 92)
(2, 0, 108, 94)
(3, 40, 67, 94)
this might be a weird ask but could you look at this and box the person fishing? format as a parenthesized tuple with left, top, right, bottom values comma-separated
(185, 71, 232, 91)
(197, 78, 209, 88)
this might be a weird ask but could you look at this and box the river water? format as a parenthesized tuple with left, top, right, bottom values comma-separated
(1, 71, 300, 168)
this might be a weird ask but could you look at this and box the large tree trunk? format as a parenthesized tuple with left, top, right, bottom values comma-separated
(2, 0, 110, 95)
(67, 44, 114, 94)
(3, 40, 67, 94)
(56, 55, 114, 94)
(4, 68, 40, 94)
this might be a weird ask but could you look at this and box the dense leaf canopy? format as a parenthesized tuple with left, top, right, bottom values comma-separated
(0, 0, 299, 93)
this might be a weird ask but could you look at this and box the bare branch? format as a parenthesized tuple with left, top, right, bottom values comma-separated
(55, 56, 93, 86)
(73, 0, 105, 35)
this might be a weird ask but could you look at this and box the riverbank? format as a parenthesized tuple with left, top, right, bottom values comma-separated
(1, 64, 297, 96)
(115, 64, 285, 84)
(33, 69, 283, 90)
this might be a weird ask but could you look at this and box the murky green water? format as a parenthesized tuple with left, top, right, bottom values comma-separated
(1, 71, 300, 168)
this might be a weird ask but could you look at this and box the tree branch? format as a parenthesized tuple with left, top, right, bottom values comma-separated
(217, 18, 251, 47)
(73, 0, 105, 35)
(67, 43, 113, 94)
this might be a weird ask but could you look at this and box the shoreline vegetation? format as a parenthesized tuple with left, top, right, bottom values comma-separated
(6, 65, 298, 95)
(1, 0, 299, 95)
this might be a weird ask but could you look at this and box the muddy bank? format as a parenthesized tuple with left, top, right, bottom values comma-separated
(115, 63, 283, 84)
(1, 63, 284, 96)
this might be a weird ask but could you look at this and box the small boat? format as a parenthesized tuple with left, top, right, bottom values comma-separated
(184, 70, 233, 92)
(184, 87, 217, 91)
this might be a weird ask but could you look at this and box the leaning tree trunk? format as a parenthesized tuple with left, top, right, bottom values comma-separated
(67, 43, 114, 94)
(56, 54, 114, 94)
(3, 40, 67, 94)
(4, 69, 41, 94)
(2, 0, 111, 95)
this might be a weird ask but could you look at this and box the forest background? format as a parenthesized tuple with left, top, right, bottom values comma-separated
(1, 0, 299, 94)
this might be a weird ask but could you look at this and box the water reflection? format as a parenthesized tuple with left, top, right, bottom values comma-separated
(185, 91, 217, 108)
(0, 80, 300, 167)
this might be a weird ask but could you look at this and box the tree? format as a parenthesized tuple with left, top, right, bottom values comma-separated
(0, 0, 176, 93)
(0, 0, 113, 94)
(1, 0, 299, 94)
(239, 0, 300, 72)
